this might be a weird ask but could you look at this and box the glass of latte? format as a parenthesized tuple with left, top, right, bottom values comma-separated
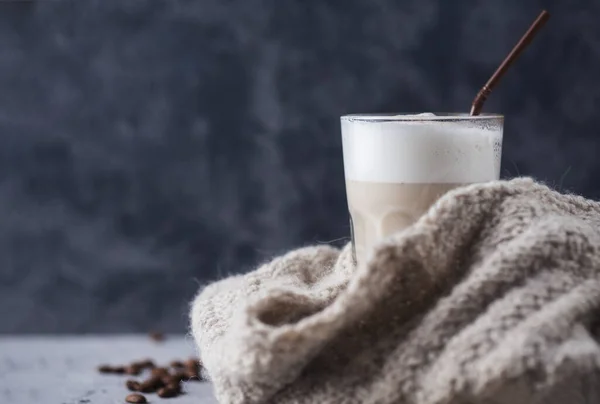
(341, 113, 504, 267)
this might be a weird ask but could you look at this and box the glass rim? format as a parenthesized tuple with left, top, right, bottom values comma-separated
(340, 113, 504, 122)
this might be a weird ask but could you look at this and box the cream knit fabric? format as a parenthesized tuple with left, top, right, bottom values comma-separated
(190, 178, 600, 404)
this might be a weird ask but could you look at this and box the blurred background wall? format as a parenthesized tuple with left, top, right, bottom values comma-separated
(0, 0, 598, 333)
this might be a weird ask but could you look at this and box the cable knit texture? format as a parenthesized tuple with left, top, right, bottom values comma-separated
(190, 178, 600, 404)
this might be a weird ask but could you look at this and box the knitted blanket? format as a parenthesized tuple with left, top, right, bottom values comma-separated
(190, 178, 600, 404)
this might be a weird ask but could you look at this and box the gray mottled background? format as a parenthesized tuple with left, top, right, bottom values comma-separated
(0, 0, 598, 333)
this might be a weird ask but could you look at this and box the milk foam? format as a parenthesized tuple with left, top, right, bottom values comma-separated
(341, 116, 503, 183)
(363, 112, 438, 120)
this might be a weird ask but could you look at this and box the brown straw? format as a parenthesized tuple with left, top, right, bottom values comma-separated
(470, 10, 550, 116)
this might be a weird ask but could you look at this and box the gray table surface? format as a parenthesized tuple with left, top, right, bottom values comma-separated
(0, 336, 217, 404)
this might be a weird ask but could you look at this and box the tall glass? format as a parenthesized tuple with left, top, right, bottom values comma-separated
(341, 113, 504, 267)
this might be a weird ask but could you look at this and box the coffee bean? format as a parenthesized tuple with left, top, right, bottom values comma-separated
(125, 380, 141, 392)
(139, 376, 164, 393)
(113, 366, 126, 374)
(169, 360, 184, 368)
(184, 358, 200, 370)
(151, 367, 169, 377)
(138, 384, 156, 393)
(125, 365, 141, 376)
(161, 374, 176, 385)
(97, 365, 113, 374)
(136, 359, 156, 369)
(171, 371, 187, 382)
(184, 359, 201, 381)
(148, 331, 165, 342)
(157, 386, 180, 398)
(125, 393, 147, 403)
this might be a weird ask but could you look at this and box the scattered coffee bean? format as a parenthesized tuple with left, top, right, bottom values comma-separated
(125, 380, 141, 392)
(136, 359, 156, 369)
(113, 366, 126, 375)
(125, 393, 147, 403)
(96, 355, 204, 402)
(168, 380, 181, 388)
(125, 365, 142, 376)
(167, 382, 181, 393)
(169, 360, 184, 368)
(161, 374, 175, 385)
(184, 359, 201, 379)
(157, 385, 180, 398)
(149, 331, 165, 342)
(185, 358, 200, 370)
(151, 367, 169, 377)
(138, 383, 155, 394)
(139, 376, 165, 393)
(170, 371, 187, 382)
(97, 365, 113, 374)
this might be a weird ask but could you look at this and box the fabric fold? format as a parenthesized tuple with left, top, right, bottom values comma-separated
(191, 178, 600, 404)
